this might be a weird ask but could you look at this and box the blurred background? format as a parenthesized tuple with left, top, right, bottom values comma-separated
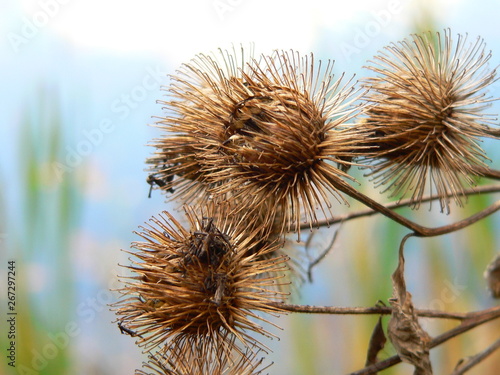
(1, 0, 499, 374)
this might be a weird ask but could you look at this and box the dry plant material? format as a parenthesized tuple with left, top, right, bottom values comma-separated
(236, 200, 308, 290)
(135, 345, 270, 375)
(484, 252, 500, 298)
(147, 47, 372, 236)
(114, 203, 288, 372)
(450, 337, 500, 375)
(387, 235, 433, 375)
(115, 30, 500, 374)
(361, 29, 498, 212)
(365, 316, 387, 369)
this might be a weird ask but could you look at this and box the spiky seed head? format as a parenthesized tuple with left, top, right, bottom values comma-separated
(361, 29, 498, 212)
(147, 47, 372, 236)
(113, 203, 288, 369)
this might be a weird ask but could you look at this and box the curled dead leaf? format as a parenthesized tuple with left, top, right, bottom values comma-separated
(365, 316, 387, 369)
(387, 234, 433, 375)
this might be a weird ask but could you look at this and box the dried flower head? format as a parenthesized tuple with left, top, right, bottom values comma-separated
(147, 47, 371, 235)
(114, 203, 288, 370)
(361, 29, 498, 212)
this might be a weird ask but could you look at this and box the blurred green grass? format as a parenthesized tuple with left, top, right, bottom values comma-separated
(1, 90, 84, 375)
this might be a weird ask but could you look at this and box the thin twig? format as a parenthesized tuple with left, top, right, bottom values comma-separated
(328, 177, 500, 237)
(305, 183, 500, 230)
(481, 127, 500, 139)
(450, 337, 500, 375)
(268, 302, 493, 320)
(476, 166, 500, 180)
(430, 307, 500, 348)
(349, 306, 500, 375)
(306, 225, 340, 282)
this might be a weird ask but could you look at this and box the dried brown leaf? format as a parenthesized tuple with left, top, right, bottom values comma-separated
(387, 234, 433, 375)
(484, 253, 500, 298)
(365, 316, 387, 368)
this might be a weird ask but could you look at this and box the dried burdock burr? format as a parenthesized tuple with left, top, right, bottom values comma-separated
(113, 202, 288, 371)
(147, 47, 372, 236)
(361, 29, 498, 212)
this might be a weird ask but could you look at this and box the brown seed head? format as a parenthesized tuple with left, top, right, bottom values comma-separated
(148, 47, 371, 235)
(114, 203, 288, 368)
(361, 29, 498, 212)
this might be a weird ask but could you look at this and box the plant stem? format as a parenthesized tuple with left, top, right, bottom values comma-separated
(304, 183, 500, 230)
(325, 176, 500, 237)
(269, 302, 498, 320)
(476, 166, 500, 180)
(450, 337, 500, 375)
